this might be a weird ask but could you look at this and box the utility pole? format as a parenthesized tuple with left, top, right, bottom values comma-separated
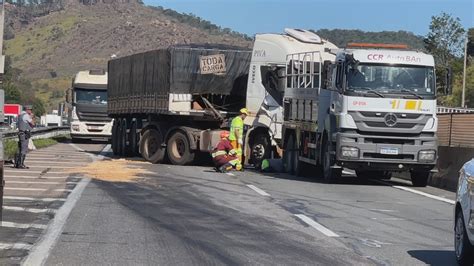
(462, 35, 468, 108)
(0, 0, 5, 222)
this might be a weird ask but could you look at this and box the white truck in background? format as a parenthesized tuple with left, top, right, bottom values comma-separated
(282, 43, 441, 187)
(67, 69, 112, 141)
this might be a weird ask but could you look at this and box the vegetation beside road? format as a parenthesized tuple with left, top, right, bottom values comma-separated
(4, 135, 69, 159)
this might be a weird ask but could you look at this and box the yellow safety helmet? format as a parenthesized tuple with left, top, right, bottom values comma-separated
(240, 108, 249, 116)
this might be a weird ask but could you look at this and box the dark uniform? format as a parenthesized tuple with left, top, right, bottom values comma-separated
(15, 108, 34, 169)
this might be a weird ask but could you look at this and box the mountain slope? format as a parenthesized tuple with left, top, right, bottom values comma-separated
(5, 2, 252, 80)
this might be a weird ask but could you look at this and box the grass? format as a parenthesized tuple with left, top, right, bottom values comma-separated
(5, 13, 79, 69)
(3, 135, 69, 159)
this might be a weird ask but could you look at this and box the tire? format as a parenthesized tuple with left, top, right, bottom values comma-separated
(119, 120, 129, 157)
(322, 137, 340, 183)
(283, 134, 297, 174)
(455, 211, 474, 265)
(250, 133, 271, 168)
(167, 131, 195, 166)
(129, 122, 139, 157)
(140, 129, 165, 164)
(117, 121, 123, 156)
(410, 171, 430, 187)
(111, 121, 118, 155)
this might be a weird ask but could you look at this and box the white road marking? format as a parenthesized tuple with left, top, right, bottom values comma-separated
(1, 221, 47, 230)
(5, 187, 73, 192)
(3, 196, 66, 202)
(5, 187, 46, 191)
(226, 173, 235, 176)
(294, 214, 339, 237)
(23, 145, 109, 266)
(3, 206, 56, 214)
(7, 181, 78, 185)
(371, 217, 405, 221)
(5, 176, 72, 180)
(0, 242, 33, 250)
(5, 170, 68, 174)
(24, 161, 86, 165)
(374, 180, 455, 205)
(247, 185, 271, 196)
(370, 209, 398, 213)
(24, 178, 90, 266)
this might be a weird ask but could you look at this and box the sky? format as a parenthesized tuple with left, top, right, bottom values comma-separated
(143, 0, 473, 37)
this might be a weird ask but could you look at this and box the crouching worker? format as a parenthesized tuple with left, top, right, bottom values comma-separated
(211, 131, 242, 173)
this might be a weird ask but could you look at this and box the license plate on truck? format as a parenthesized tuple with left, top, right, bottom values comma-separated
(380, 147, 399, 155)
(88, 126, 101, 130)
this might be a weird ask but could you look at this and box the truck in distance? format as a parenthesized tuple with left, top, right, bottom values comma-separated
(67, 69, 113, 142)
(3, 103, 21, 129)
(282, 43, 440, 187)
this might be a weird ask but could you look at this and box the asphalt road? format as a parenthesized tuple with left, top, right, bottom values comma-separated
(0, 141, 106, 265)
(38, 146, 457, 266)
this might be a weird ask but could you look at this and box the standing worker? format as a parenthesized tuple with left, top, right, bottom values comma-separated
(211, 131, 242, 172)
(229, 108, 248, 165)
(14, 105, 35, 169)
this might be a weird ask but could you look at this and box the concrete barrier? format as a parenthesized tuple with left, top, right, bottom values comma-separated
(396, 146, 472, 192)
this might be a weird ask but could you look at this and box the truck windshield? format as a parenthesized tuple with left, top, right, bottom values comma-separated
(347, 64, 435, 98)
(75, 88, 107, 105)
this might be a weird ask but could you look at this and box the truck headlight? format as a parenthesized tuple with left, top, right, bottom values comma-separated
(341, 146, 359, 159)
(418, 150, 436, 162)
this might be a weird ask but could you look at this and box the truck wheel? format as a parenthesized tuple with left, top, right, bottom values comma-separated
(120, 120, 129, 157)
(129, 122, 138, 157)
(117, 121, 124, 156)
(410, 171, 430, 187)
(250, 133, 270, 168)
(322, 138, 340, 183)
(455, 210, 474, 265)
(283, 134, 296, 174)
(140, 129, 165, 164)
(167, 131, 195, 166)
(112, 121, 118, 155)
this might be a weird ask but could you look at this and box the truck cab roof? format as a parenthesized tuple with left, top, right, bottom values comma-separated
(74, 70, 108, 89)
(251, 29, 338, 64)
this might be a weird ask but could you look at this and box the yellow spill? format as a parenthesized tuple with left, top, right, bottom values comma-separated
(69, 159, 150, 182)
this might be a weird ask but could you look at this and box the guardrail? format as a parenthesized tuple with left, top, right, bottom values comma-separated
(1, 126, 70, 140)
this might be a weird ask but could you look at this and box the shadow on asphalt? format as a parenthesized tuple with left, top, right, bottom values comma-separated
(407, 250, 456, 265)
(255, 167, 413, 188)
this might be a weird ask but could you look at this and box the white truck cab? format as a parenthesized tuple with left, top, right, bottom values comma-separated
(244, 29, 337, 165)
(68, 70, 112, 141)
(282, 43, 439, 186)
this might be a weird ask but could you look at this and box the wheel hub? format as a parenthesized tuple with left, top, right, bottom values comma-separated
(455, 216, 464, 258)
(252, 144, 265, 159)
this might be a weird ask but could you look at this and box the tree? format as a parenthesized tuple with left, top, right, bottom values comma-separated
(32, 98, 46, 116)
(468, 28, 474, 58)
(4, 82, 22, 103)
(425, 12, 465, 65)
(425, 13, 466, 94)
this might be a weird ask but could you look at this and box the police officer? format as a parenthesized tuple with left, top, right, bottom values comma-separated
(15, 105, 35, 169)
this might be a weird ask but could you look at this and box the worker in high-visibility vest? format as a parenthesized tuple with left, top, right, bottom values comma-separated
(211, 131, 242, 173)
(229, 108, 248, 164)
